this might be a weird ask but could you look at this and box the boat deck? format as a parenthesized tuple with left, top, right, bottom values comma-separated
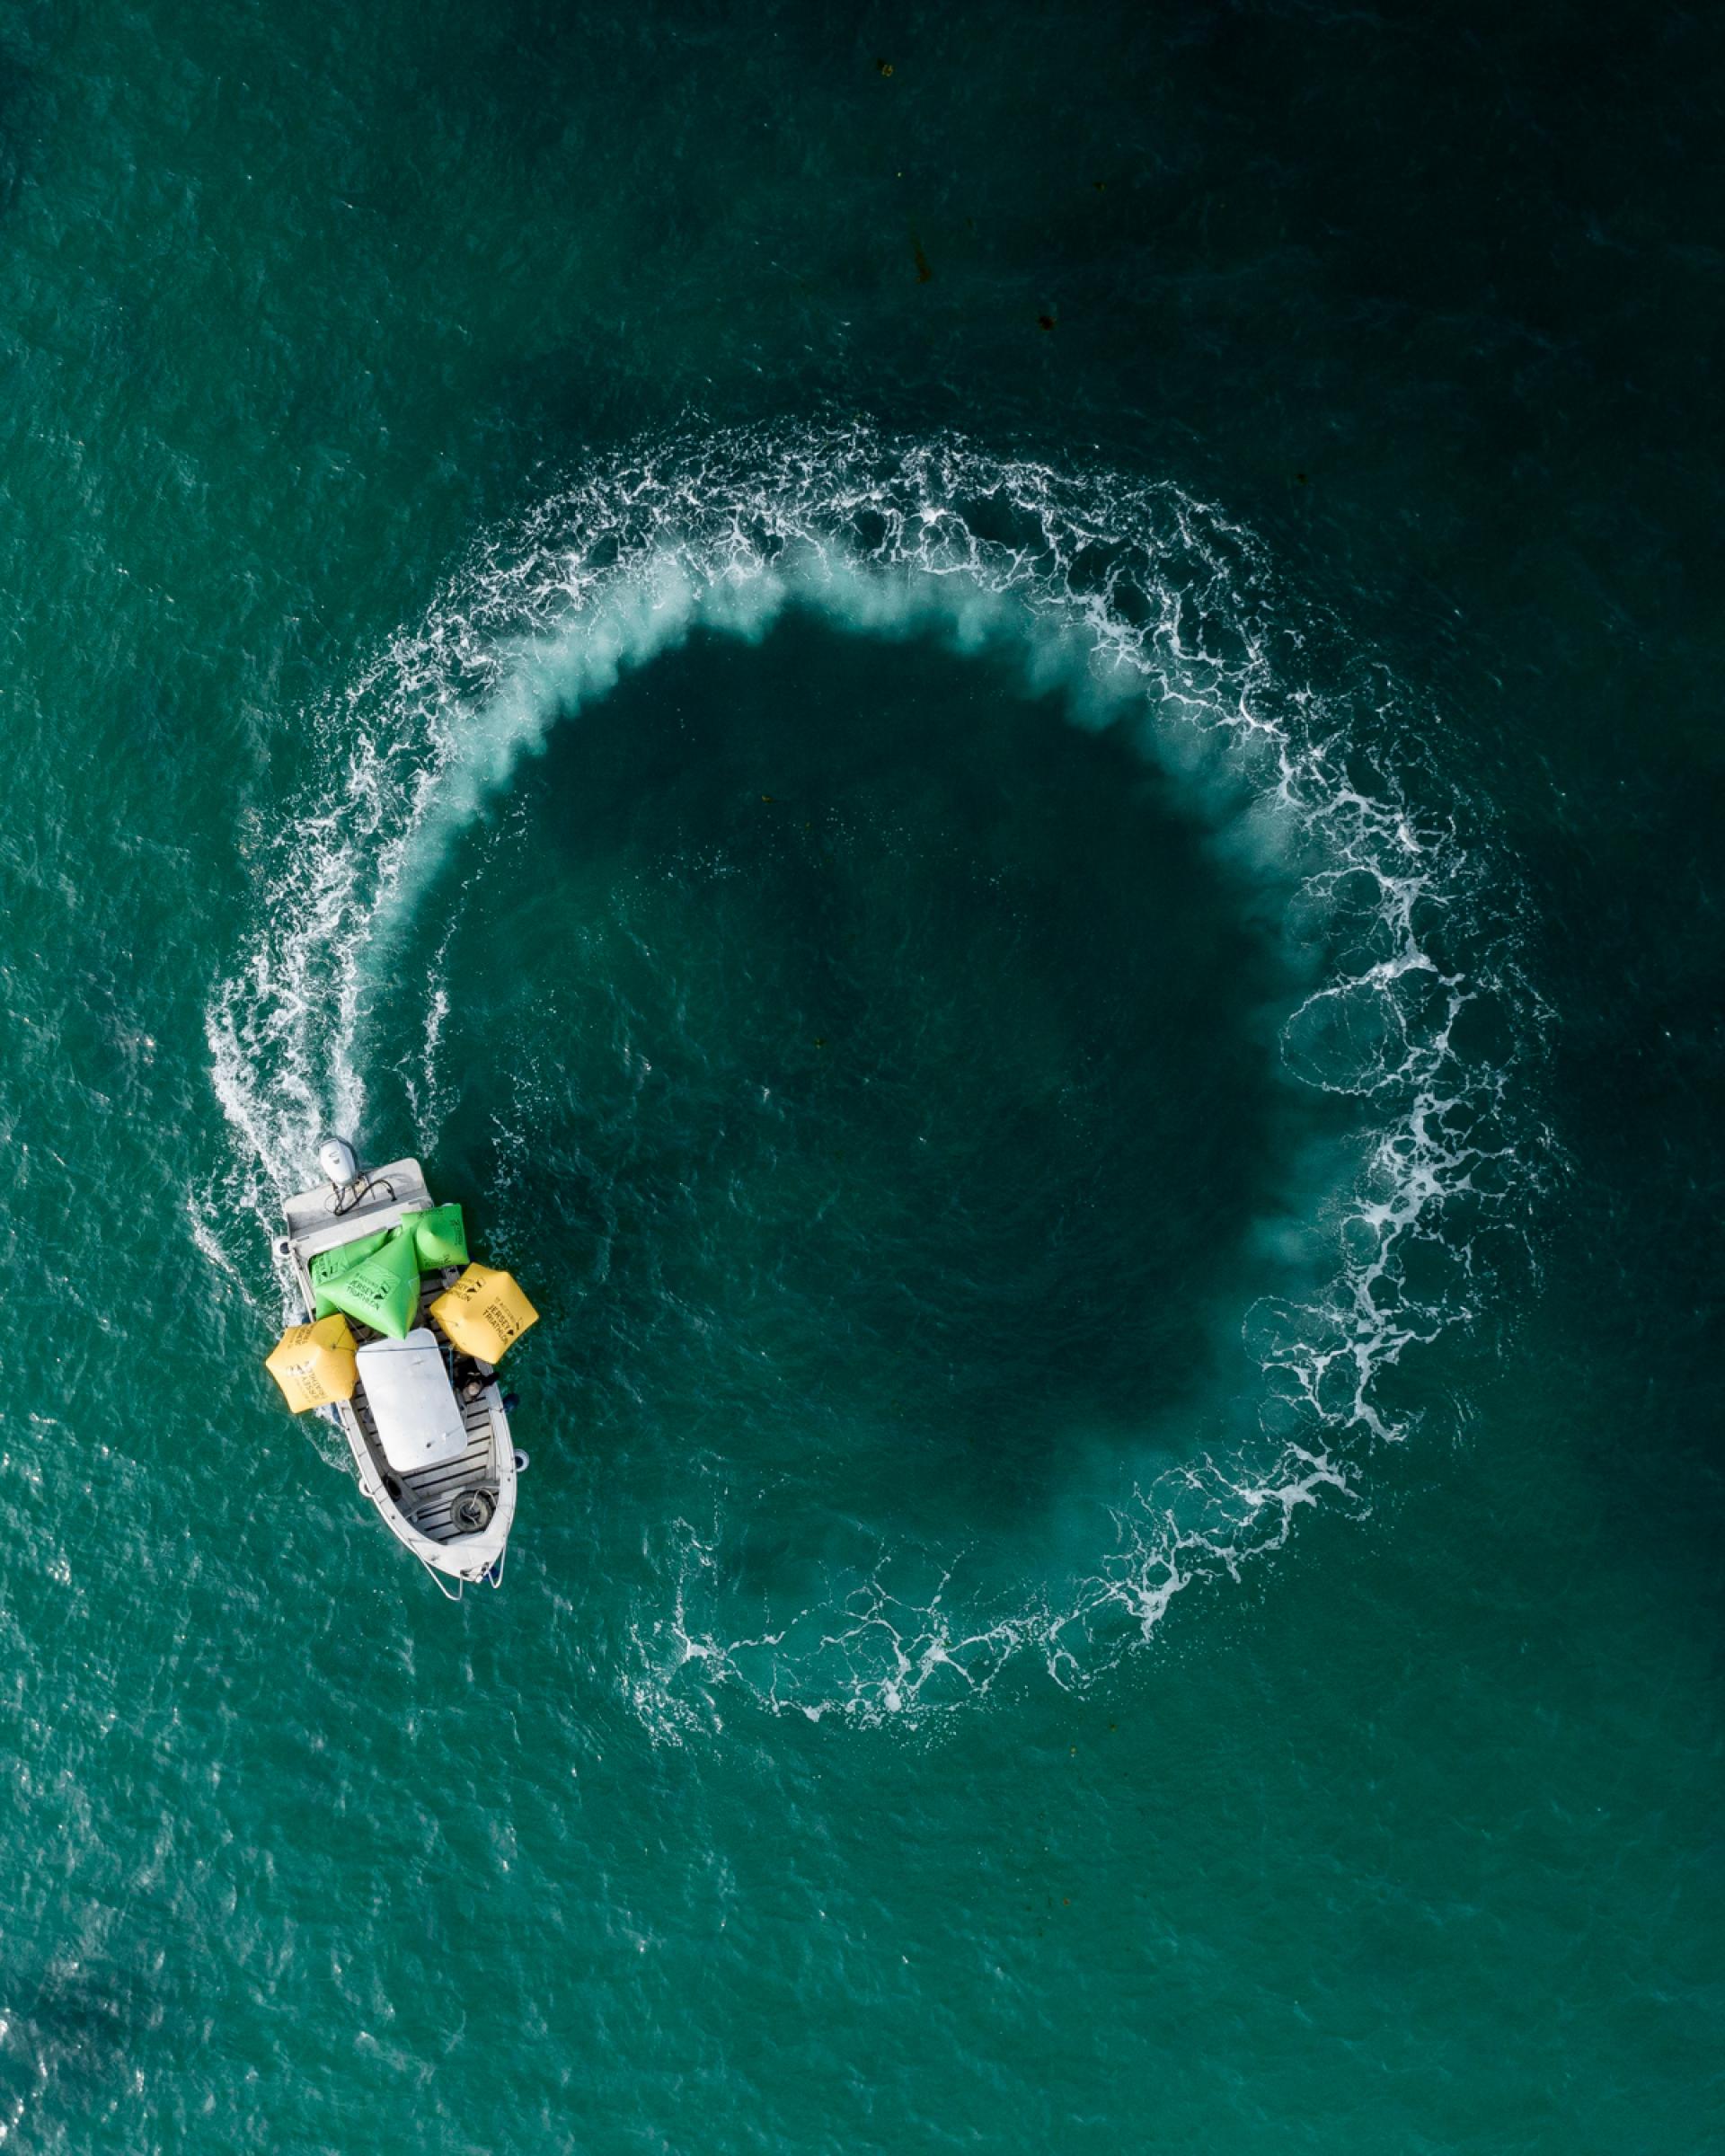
(349, 1277, 500, 1544)
(338, 1268, 496, 1543)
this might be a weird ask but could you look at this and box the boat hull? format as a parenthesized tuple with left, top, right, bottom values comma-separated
(279, 1157, 518, 1588)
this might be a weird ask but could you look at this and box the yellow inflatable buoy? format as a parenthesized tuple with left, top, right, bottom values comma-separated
(429, 1263, 539, 1364)
(265, 1313, 358, 1411)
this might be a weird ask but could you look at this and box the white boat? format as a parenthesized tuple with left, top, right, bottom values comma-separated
(276, 1143, 519, 1595)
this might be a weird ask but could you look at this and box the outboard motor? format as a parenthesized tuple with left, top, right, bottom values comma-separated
(319, 1137, 358, 1190)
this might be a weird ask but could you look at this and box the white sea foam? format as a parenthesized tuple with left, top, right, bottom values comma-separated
(202, 421, 1544, 1726)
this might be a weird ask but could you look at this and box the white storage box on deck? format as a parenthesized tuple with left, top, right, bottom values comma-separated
(356, 1329, 469, 1471)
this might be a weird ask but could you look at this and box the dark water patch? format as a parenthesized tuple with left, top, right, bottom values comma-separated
(386, 614, 1303, 1562)
(0, 1926, 190, 2141)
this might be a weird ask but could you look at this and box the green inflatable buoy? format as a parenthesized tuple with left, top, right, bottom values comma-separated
(314, 1224, 421, 1340)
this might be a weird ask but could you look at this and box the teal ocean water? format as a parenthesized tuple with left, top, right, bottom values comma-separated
(2, 3, 1721, 2148)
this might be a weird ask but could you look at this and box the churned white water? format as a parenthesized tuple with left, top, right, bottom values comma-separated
(205, 421, 1544, 1725)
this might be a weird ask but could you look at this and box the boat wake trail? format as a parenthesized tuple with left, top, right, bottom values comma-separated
(204, 420, 1548, 1724)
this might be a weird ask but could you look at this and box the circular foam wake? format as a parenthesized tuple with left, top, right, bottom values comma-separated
(204, 421, 1545, 1725)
